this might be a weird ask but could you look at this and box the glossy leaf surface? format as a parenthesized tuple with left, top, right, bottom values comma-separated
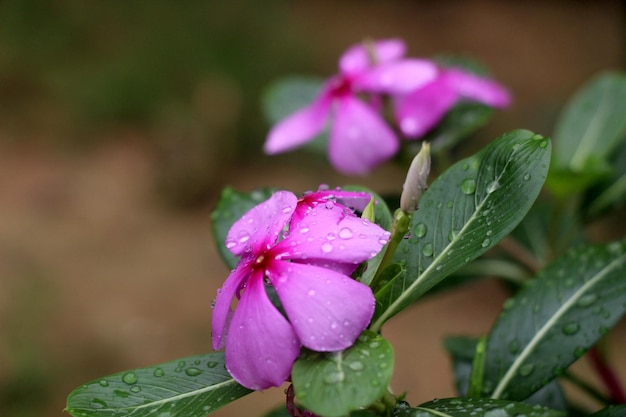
(483, 241, 626, 400)
(372, 130, 551, 328)
(66, 352, 251, 417)
(291, 331, 393, 417)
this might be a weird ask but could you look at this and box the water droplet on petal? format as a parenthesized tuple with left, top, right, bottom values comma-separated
(339, 227, 353, 239)
(225, 239, 237, 249)
(321, 242, 333, 253)
(308, 289, 316, 296)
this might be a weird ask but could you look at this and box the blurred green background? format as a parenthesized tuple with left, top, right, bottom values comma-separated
(0, 1, 624, 416)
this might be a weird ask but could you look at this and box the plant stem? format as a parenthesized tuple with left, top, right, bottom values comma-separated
(588, 345, 626, 404)
(562, 370, 613, 405)
(370, 209, 411, 288)
(497, 236, 541, 274)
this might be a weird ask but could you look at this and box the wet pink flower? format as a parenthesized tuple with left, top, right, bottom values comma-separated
(396, 67, 511, 138)
(264, 39, 437, 175)
(212, 190, 389, 390)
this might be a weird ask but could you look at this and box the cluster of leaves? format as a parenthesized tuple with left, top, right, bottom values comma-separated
(66, 71, 626, 417)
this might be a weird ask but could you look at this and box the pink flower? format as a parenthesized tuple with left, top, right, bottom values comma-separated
(212, 190, 389, 390)
(396, 67, 511, 138)
(264, 39, 437, 175)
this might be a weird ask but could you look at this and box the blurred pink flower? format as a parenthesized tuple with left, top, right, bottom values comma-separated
(395, 67, 511, 138)
(264, 39, 437, 175)
(212, 190, 389, 390)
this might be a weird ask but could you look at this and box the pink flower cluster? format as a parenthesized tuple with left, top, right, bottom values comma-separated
(212, 188, 390, 390)
(264, 39, 511, 175)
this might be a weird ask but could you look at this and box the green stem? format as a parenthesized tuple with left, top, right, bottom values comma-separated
(370, 209, 411, 290)
(562, 370, 614, 405)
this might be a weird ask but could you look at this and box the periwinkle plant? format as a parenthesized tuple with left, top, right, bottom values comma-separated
(66, 39, 626, 417)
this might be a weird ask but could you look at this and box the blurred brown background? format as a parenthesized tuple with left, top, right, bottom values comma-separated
(0, 1, 624, 416)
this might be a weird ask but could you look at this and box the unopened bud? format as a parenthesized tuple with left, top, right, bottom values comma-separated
(361, 197, 376, 223)
(400, 142, 431, 213)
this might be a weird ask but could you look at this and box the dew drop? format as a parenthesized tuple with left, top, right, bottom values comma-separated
(122, 372, 138, 385)
(519, 364, 535, 377)
(577, 294, 598, 307)
(523, 173, 531, 181)
(308, 289, 316, 296)
(481, 238, 491, 248)
(422, 243, 434, 257)
(324, 371, 345, 384)
(539, 140, 548, 148)
(225, 239, 237, 249)
(414, 223, 427, 238)
(281, 205, 292, 213)
(508, 339, 520, 354)
(130, 385, 141, 393)
(339, 227, 353, 239)
(348, 361, 364, 371)
(98, 379, 109, 387)
(185, 367, 203, 376)
(369, 341, 381, 349)
(321, 242, 333, 253)
(562, 322, 580, 335)
(486, 181, 501, 194)
(299, 227, 310, 234)
(153, 368, 165, 377)
(461, 178, 477, 195)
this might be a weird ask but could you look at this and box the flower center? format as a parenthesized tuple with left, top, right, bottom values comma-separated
(329, 76, 353, 98)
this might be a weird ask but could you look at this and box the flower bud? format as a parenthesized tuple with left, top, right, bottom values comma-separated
(400, 142, 431, 213)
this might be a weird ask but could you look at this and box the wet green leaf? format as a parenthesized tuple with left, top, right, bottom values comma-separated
(483, 241, 626, 400)
(291, 331, 393, 417)
(393, 397, 564, 417)
(372, 130, 551, 328)
(66, 352, 251, 417)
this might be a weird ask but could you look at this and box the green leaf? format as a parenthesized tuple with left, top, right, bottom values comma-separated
(468, 337, 487, 398)
(553, 72, 626, 173)
(372, 130, 551, 328)
(66, 352, 252, 417)
(443, 337, 567, 411)
(393, 397, 565, 417)
(291, 331, 393, 417)
(483, 240, 626, 401)
(589, 405, 626, 417)
(210, 187, 276, 269)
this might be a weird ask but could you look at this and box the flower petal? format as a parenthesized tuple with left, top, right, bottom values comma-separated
(269, 261, 375, 351)
(211, 258, 252, 350)
(264, 94, 332, 154)
(353, 59, 438, 94)
(291, 189, 373, 226)
(395, 78, 459, 138)
(339, 38, 406, 75)
(225, 191, 298, 256)
(444, 68, 511, 108)
(328, 96, 399, 175)
(275, 203, 389, 265)
(225, 272, 300, 390)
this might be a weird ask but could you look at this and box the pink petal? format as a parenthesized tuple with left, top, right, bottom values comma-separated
(443, 68, 511, 108)
(290, 189, 373, 225)
(225, 272, 300, 390)
(268, 261, 375, 351)
(212, 258, 253, 350)
(353, 59, 438, 94)
(339, 38, 406, 76)
(225, 191, 298, 256)
(328, 96, 399, 175)
(395, 78, 459, 138)
(264, 94, 332, 154)
(274, 203, 389, 265)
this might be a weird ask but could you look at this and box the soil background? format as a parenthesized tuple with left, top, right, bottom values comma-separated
(0, 1, 625, 416)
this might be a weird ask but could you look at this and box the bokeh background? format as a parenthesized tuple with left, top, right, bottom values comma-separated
(1, 1, 625, 416)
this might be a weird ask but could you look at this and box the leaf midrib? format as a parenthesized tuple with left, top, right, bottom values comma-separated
(490, 252, 626, 399)
(372, 146, 518, 331)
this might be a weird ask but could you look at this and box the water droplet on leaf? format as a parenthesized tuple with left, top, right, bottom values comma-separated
(185, 367, 203, 376)
(414, 223, 427, 238)
(519, 364, 535, 376)
(461, 178, 476, 195)
(122, 372, 138, 385)
(562, 322, 580, 335)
